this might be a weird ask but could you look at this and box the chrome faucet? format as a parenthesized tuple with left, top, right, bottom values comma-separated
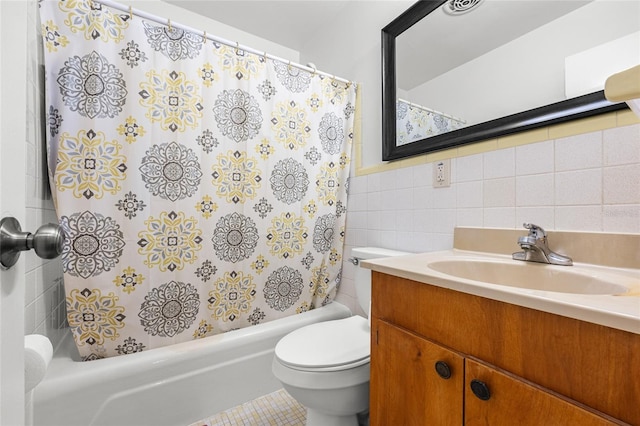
(512, 223, 572, 266)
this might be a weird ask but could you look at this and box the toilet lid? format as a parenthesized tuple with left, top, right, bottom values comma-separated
(275, 316, 370, 370)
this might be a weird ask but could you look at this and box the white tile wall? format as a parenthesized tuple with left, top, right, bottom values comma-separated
(603, 164, 640, 204)
(603, 205, 640, 232)
(516, 174, 554, 206)
(603, 125, 640, 165)
(555, 132, 602, 171)
(457, 181, 483, 208)
(516, 140, 554, 175)
(24, 0, 66, 350)
(484, 148, 515, 179)
(484, 177, 514, 207)
(456, 155, 483, 182)
(554, 169, 602, 205)
(337, 124, 640, 314)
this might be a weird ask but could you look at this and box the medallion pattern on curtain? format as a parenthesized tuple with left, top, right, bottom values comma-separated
(396, 99, 465, 146)
(40, 0, 356, 360)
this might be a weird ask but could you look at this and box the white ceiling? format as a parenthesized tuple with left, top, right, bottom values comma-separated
(163, 0, 357, 50)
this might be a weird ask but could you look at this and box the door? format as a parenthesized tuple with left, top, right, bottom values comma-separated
(0, 0, 28, 424)
(370, 319, 464, 426)
(464, 359, 618, 426)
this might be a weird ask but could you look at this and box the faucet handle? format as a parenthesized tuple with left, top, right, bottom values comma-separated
(522, 223, 546, 239)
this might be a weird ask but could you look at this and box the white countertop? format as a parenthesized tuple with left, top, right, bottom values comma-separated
(361, 249, 640, 335)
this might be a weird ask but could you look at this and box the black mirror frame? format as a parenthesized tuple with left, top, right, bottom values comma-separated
(382, 0, 627, 162)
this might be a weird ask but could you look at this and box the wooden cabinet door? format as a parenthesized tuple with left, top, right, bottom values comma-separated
(370, 319, 464, 426)
(464, 359, 620, 426)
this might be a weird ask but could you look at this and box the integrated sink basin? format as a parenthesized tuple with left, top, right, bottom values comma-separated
(427, 259, 630, 295)
(359, 227, 640, 334)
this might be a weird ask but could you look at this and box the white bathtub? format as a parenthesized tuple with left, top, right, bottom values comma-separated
(33, 302, 352, 426)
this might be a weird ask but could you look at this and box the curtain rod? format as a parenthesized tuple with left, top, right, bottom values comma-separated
(95, 0, 353, 87)
(397, 98, 466, 124)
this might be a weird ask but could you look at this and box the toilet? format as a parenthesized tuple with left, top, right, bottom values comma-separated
(272, 247, 409, 426)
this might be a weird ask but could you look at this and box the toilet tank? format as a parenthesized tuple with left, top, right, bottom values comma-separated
(350, 247, 409, 315)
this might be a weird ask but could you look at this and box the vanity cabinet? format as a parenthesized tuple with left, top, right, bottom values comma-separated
(370, 272, 639, 425)
(463, 358, 618, 425)
(371, 319, 464, 425)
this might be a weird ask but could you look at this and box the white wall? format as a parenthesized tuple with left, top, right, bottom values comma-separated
(131, 0, 300, 62)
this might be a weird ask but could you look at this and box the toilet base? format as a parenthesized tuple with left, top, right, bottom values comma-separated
(306, 408, 358, 426)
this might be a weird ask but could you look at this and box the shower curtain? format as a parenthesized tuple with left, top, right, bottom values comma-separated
(396, 99, 465, 145)
(40, 0, 356, 360)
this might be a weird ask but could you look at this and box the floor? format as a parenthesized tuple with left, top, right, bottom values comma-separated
(190, 389, 306, 426)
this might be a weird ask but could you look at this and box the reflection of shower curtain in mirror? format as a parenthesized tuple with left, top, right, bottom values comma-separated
(40, 0, 356, 360)
(396, 100, 465, 145)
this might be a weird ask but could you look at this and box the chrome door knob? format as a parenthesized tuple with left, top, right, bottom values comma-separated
(29, 222, 65, 260)
(0, 217, 65, 269)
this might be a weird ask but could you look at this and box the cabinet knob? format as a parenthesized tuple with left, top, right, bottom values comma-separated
(470, 379, 491, 400)
(434, 361, 452, 379)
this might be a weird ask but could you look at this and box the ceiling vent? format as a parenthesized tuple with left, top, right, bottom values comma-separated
(442, 0, 485, 16)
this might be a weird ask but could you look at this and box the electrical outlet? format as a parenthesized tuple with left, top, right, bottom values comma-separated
(433, 159, 450, 188)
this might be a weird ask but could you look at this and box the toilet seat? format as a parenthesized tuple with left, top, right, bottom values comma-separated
(274, 315, 370, 372)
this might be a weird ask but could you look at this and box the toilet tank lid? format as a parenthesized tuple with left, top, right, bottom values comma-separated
(351, 247, 409, 260)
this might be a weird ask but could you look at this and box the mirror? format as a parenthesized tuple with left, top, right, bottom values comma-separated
(382, 0, 639, 161)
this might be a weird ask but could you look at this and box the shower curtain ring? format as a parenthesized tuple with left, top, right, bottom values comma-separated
(167, 19, 172, 32)
(128, 5, 133, 20)
(203, 30, 206, 43)
(235, 42, 240, 54)
(263, 51, 268, 63)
